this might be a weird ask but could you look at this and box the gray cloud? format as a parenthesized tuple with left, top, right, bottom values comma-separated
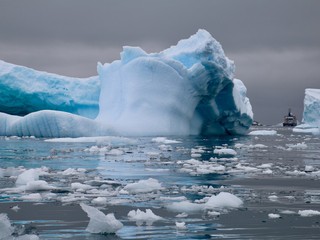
(1, 0, 320, 124)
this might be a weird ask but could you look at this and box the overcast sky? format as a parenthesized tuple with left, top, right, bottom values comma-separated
(1, 0, 319, 124)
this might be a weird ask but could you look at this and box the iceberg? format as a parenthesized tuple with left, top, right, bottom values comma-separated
(294, 89, 320, 134)
(0, 60, 99, 118)
(0, 29, 253, 137)
(97, 29, 253, 135)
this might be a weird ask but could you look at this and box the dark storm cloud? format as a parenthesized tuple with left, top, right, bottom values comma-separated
(0, 0, 320, 124)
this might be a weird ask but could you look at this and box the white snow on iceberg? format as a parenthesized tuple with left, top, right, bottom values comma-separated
(0, 29, 253, 137)
(294, 89, 320, 134)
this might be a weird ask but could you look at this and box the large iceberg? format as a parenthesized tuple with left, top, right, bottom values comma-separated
(0, 60, 100, 118)
(0, 29, 253, 137)
(294, 88, 320, 134)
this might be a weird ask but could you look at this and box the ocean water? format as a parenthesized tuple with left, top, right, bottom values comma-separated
(0, 126, 320, 239)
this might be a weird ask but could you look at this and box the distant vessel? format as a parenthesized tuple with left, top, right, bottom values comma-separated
(283, 108, 297, 127)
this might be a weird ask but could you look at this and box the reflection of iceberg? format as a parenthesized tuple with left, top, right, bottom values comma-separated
(294, 88, 320, 134)
(0, 29, 253, 137)
(0, 60, 99, 118)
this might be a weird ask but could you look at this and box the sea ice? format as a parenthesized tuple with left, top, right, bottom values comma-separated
(213, 148, 237, 156)
(80, 203, 123, 234)
(123, 178, 162, 194)
(268, 213, 281, 219)
(91, 197, 107, 205)
(0, 213, 14, 239)
(127, 209, 163, 226)
(249, 130, 277, 136)
(167, 200, 204, 213)
(16, 169, 41, 186)
(24, 180, 55, 191)
(205, 192, 243, 209)
(175, 222, 187, 230)
(0, 29, 253, 137)
(298, 209, 320, 217)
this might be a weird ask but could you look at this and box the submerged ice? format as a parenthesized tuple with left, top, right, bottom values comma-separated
(0, 29, 253, 137)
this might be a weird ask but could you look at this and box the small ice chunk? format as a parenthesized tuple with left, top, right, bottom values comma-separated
(268, 195, 278, 202)
(257, 163, 273, 169)
(105, 149, 124, 155)
(20, 193, 42, 201)
(127, 209, 163, 226)
(176, 212, 188, 218)
(0, 213, 14, 239)
(11, 205, 20, 212)
(80, 203, 123, 234)
(286, 142, 308, 149)
(175, 221, 187, 230)
(207, 211, 220, 217)
(16, 169, 40, 186)
(71, 182, 93, 191)
(91, 197, 107, 205)
(280, 210, 296, 215)
(213, 148, 237, 156)
(268, 213, 281, 219)
(205, 192, 243, 209)
(151, 137, 181, 144)
(167, 201, 203, 213)
(249, 130, 277, 136)
(298, 209, 320, 217)
(25, 180, 55, 191)
(191, 153, 201, 158)
(61, 168, 79, 175)
(262, 169, 273, 174)
(305, 165, 315, 172)
(123, 178, 162, 194)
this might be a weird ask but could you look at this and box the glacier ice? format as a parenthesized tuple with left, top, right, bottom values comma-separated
(0, 60, 99, 118)
(294, 89, 320, 134)
(97, 29, 253, 135)
(0, 29, 253, 137)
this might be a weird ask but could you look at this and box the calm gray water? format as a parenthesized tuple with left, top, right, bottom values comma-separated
(0, 126, 320, 239)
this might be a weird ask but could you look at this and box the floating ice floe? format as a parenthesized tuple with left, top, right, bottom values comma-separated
(0, 213, 40, 240)
(80, 203, 123, 234)
(286, 142, 308, 149)
(205, 192, 243, 209)
(249, 130, 277, 136)
(123, 178, 163, 194)
(167, 192, 243, 213)
(298, 209, 320, 217)
(152, 137, 181, 144)
(127, 209, 163, 226)
(213, 148, 237, 156)
(175, 222, 187, 230)
(268, 213, 281, 219)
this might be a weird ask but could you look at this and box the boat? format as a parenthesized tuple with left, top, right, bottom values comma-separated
(283, 108, 297, 127)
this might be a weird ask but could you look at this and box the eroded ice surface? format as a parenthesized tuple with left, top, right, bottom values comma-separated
(97, 29, 253, 135)
(0, 29, 253, 137)
(0, 60, 99, 118)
